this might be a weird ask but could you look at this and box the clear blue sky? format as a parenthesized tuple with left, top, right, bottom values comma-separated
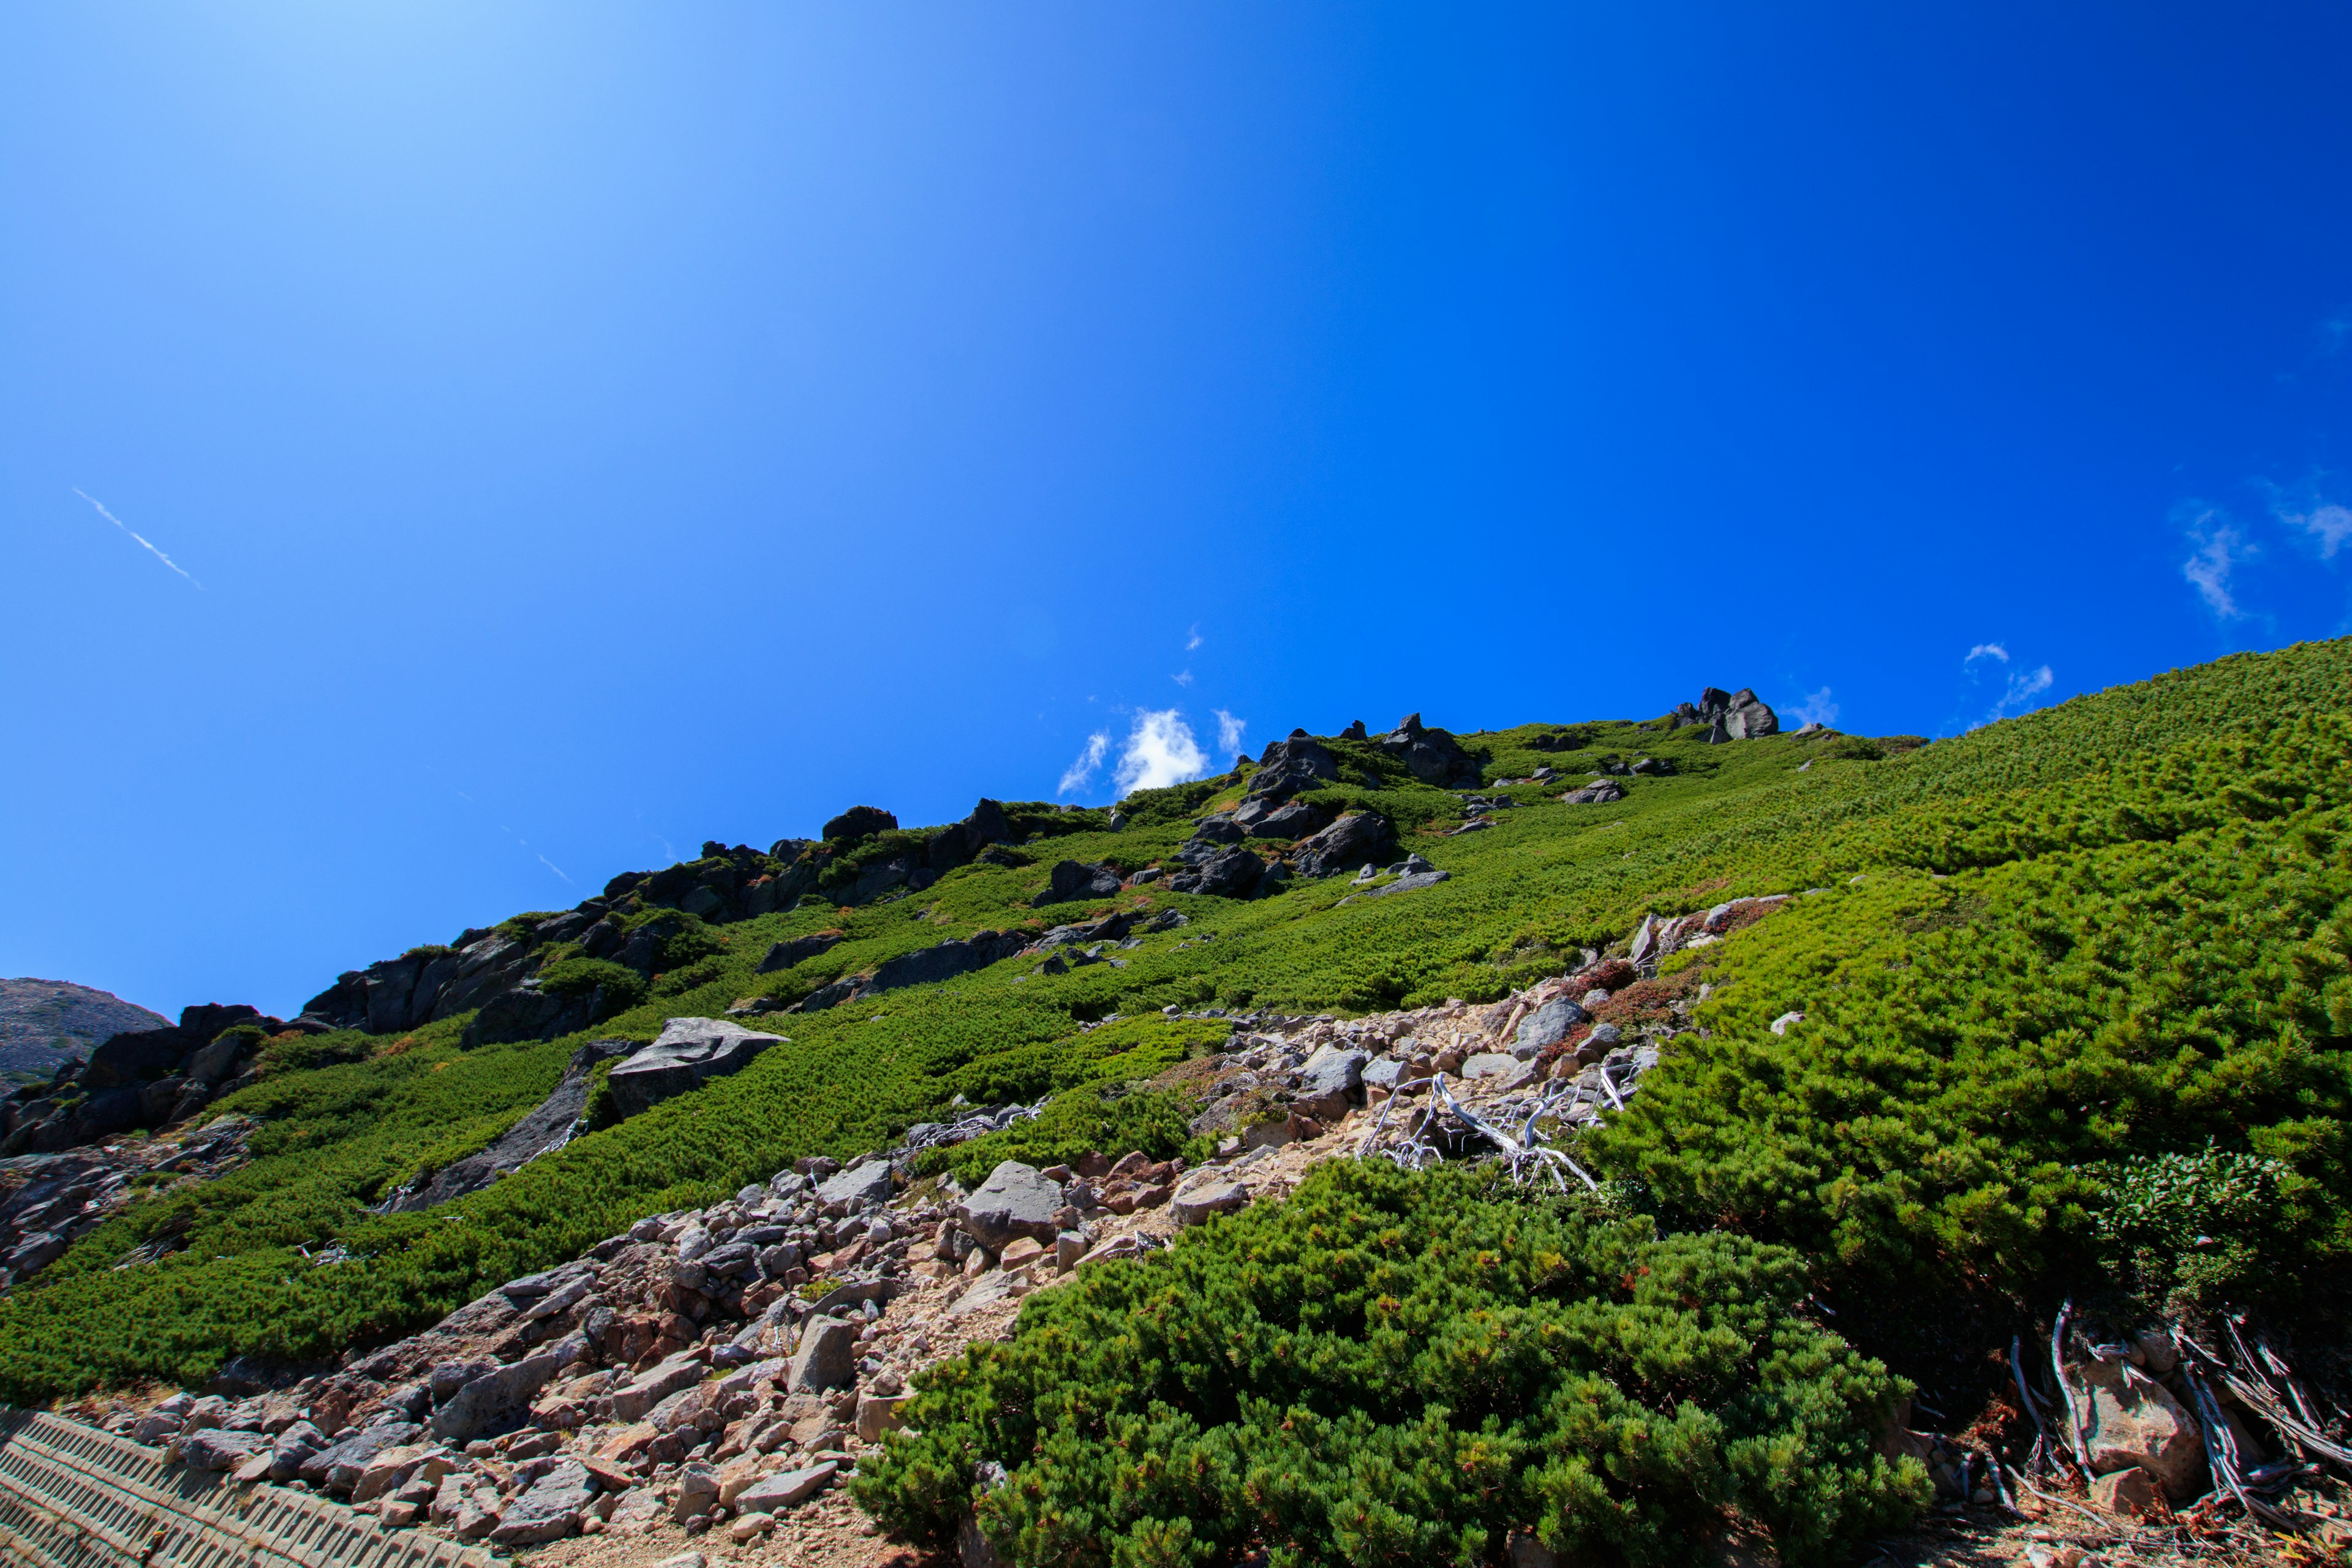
(6, 4, 2350, 1018)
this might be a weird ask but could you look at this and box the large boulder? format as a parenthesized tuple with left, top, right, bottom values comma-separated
(1165, 846, 1264, 899)
(1673, 687, 1778, 742)
(823, 806, 898, 845)
(1032, 861, 1124, 907)
(735, 1460, 837, 1514)
(786, 1317, 859, 1395)
(611, 1352, 709, 1423)
(1294, 1048, 1367, 1122)
(1250, 800, 1330, 840)
(1379, 714, 1483, 788)
(461, 982, 605, 1048)
(606, 1019, 782, 1117)
(816, 1159, 894, 1210)
(176, 1427, 271, 1472)
(861, 930, 1028, 993)
(927, 799, 1016, 872)
(490, 1458, 597, 1546)
(1514, 1000, 1586, 1058)
(81, 1027, 191, 1090)
(297, 1422, 424, 1491)
(430, 1353, 563, 1441)
(1290, 813, 1397, 879)
(954, 1160, 1065, 1251)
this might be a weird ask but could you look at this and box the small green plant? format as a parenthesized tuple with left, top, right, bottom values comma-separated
(2088, 1144, 2296, 1313)
(535, 957, 648, 1012)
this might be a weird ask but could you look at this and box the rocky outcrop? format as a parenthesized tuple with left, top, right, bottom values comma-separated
(792, 930, 1028, 1015)
(383, 1039, 636, 1213)
(1289, 812, 1396, 878)
(757, 935, 841, 974)
(1668, 687, 1779, 742)
(1031, 861, 1123, 907)
(1379, 714, 1484, 788)
(821, 806, 898, 844)
(606, 1020, 782, 1118)
(0, 979, 170, 1077)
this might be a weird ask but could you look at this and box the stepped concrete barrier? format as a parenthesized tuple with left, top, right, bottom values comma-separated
(0, 1408, 496, 1568)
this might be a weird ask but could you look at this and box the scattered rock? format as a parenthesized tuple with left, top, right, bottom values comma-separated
(1173, 1180, 1249, 1226)
(1033, 861, 1125, 907)
(954, 1161, 1066, 1251)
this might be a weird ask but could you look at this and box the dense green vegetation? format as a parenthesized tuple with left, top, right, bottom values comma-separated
(852, 1160, 1924, 1568)
(1, 640, 2346, 1562)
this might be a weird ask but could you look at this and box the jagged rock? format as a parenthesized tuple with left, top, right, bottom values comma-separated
(757, 935, 842, 974)
(1379, 714, 1483, 788)
(1291, 812, 1397, 879)
(927, 799, 1016, 872)
(612, 1352, 709, 1422)
(177, 1427, 271, 1471)
(817, 1159, 894, 1209)
(860, 930, 1028, 993)
(1515, 1000, 1586, 1058)
(823, 806, 898, 844)
(1250, 800, 1330, 839)
(266, 1421, 326, 1481)
(786, 1317, 859, 1394)
(1189, 816, 1246, 846)
(1033, 861, 1124, 907)
(429, 1352, 562, 1441)
(486, 1458, 595, 1545)
(298, 1422, 423, 1491)
(1166, 846, 1264, 899)
(1559, 781, 1626, 805)
(607, 1019, 782, 1117)
(954, 1160, 1065, 1251)
(462, 979, 616, 1048)
(2090, 1466, 2161, 1518)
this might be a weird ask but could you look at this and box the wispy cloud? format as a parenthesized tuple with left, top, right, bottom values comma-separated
(1975, 663, 2054, 728)
(1172, 669, 1195, 687)
(1790, 687, 1839, 727)
(2272, 496, 2352, 560)
(1058, 731, 1111, 794)
(1213, 707, 1247, 756)
(73, 488, 202, 587)
(1185, 624, 1203, 652)
(1115, 710, 1210, 795)
(1964, 643, 2009, 665)
(2181, 507, 2252, 619)
(537, 854, 572, 883)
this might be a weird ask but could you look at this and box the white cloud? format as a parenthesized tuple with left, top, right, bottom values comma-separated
(1974, 664, 2055, 729)
(1172, 669, 1194, 687)
(2181, 510, 2251, 619)
(1213, 708, 1247, 756)
(1058, 731, 1110, 794)
(2274, 498, 2352, 559)
(72, 488, 202, 587)
(1185, 624, 1203, 652)
(1115, 710, 1210, 795)
(1964, 643, 2009, 665)
(1790, 687, 1839, 727)
(537, 854, 573, 883)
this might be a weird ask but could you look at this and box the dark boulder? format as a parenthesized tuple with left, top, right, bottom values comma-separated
(758, 933, 843, 974)
(607, 1019, 782, 1117)
(1251, 731, 1338, 787)
(461, 984, 607, 1049)
(1290, 812, 1398, 878)
(176, 1004, 258, 1043)
(1379, 714, 1483, 787)
(1250, 800, 1330, 840)
(1032, 861, 1124, 907)
(1191, 816, 1246, 845)
(861, 930, 1028, 992)
(927, 799, 1016, 872)
(823, 805, 899, 845)
(362, 956, 426, 1035)
(617, 917, 679, 976)
(1166, 846, 1265, 899)
(81, 1028, 190, 1090)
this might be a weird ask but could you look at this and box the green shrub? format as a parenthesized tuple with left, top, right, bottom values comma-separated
(535, 957, 647, 1012)
(852, 1160, 1926, 1567)
(2087, 1144, 2299, 1314)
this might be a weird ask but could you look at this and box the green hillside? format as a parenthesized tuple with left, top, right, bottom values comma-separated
(2, 640, 2345, 1479)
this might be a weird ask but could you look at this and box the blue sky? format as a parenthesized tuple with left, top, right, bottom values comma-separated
(6, 3, 2350, 1017)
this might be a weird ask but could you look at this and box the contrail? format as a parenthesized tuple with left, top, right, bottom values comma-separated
(72, 488, 202, 587)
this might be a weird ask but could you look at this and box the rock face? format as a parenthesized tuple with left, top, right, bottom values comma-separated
(953, 1161, 1065, 1251)
(607, 1020, 783, 1118)
(1290, 813, 1397, 879)
(489, 1458, 597, 1545)
(758, 935, 842, 974)
(2071, 1359, 2205, 1496)
(1379, 714, 1483, 788)
(821, 806, 899, 844)
(0, 979, 170, 1076)
(794, 930, 1027, 1014)
(1243, 732, 1341, 805)
(386, 1039, 635, 1211)
(786, 1317, 859, 1395)
(1668, 687, 1779, 742)
(431, 1353, 562, 1441)
(815, 1159, 893, 1209)
(1166, 846, 1264, 899)
(1033, 861, 1125, 907)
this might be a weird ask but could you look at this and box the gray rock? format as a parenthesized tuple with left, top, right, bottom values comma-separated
(1362, 1058, 1406, 1090)
(1032, 861, 1124, 907)
(4, 1231, 67, 1278)
(757, 935, 842, 974)
(429, 1351, 562, 1441)
(860, 930, 1028, 995)
(490, 1458, 597, 1546)
(297, 1422, 422, 1492)
(1165, 845, 1265, 899)
(1460, 1053, 1520, 1080)
(1172, 1180, 1250, 1226)
(1250, 800, 1330, 840)
(186, 1034, 249, 1086)
(266, 1420, 325, 1481)
(1294, 1047, 1366, 1121)
(611, 1352, 709, 1422)
(786, 1316, 859, 1395)
(734, 1461, 838, 1514)
(1366, 869, 1449, 898)
(1289, 812, 1396, 879)
(1514, 999, 1586, 1058)
(607, 1019, 782, 1117)
(177, 1427, 271, 1471)
(954, 1160, 1065, 1251)
(817, 1158, 894, 1210)
(1189, 816, 1246, 845)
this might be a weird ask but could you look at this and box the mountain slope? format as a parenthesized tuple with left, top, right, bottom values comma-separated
(0, 979, 168, 1077)
(0, 643, 2345, 1471)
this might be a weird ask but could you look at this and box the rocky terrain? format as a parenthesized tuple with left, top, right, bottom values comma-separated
(0, 976, 168, 1077)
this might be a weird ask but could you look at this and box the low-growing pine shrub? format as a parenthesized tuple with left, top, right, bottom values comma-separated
(853, 1160, 1926, 1568)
